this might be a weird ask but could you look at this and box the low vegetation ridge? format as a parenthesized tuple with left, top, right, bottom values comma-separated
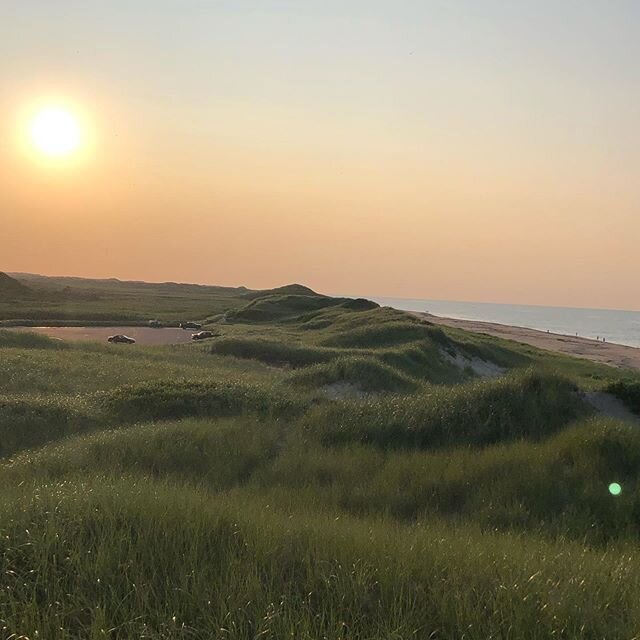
(0, 271, 274, 324)
(2, 279, 640, 638)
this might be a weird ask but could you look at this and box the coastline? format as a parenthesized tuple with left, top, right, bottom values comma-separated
(414, 312, 640, 372)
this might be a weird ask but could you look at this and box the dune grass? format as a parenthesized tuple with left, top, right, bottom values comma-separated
(2, 418, 281, 489)
(252, 418, 640, 540)
(288, 355, 418, 393)
(3, 291, 640, 637)
(5, 414, 637, 543)
(1, 474, 640, 639)
(209, 336, 341, 367)
(0, 328, 67, 349)
(305, 370, 587, 449)
(226, 293, 344, 323)
(0, 394, 99, 458)
(320, 320, 446, 348)
(101, 379, 303, 422)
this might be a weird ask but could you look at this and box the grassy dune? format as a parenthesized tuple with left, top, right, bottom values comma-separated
(289, 356, 419, 392)
(305, 370, 585, 449)
(3, 475, 640, 640)
(2, 285, 640, 638)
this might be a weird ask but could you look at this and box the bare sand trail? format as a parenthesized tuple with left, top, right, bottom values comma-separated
(415, 313, 640, 372)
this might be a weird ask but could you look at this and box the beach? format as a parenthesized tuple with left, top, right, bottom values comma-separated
(416, 312, 640, 372)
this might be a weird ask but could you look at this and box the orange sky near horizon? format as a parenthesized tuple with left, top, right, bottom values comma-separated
(1, 2, 639, 311)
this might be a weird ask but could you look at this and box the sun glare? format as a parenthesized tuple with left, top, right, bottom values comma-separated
(30, 106, 82, 158)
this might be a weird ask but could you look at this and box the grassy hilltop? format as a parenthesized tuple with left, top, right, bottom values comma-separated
(2, 279, 640, 638)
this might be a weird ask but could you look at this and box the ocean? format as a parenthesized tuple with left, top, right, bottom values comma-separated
(369, 297, 640, 349)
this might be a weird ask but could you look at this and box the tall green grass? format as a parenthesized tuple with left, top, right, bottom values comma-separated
(101, 379, 301, 422)
(305, 370, 586, 449)
(0, 329, 67, 350)
(209, 337, 340, 367)
(0, 342, 280, 396)
(0, 394, 99, 457)
(2, 418, 281, 489)
(288, 356, 418, 392)
(1, 476, 639, 639)
(253, 418, 640, 540)
(0, 380, 300, 459)
(2, 414, 639, 542)
(320, 320, 447, 348)
(3, 292, 640, 637)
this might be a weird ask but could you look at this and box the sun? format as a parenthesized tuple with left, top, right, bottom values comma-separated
(30, 106, 82, 158)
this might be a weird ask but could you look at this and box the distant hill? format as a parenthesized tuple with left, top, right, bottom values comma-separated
(241, 284, 320, 300)
(10, 272, 248, 295)
(8, 273, 315, 300)
(0, 273, 32, 299)
(1, 272, 252, 324)
(0, 272, 335, 325)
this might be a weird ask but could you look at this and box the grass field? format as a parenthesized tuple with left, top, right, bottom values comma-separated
(2, 276, 640, 638)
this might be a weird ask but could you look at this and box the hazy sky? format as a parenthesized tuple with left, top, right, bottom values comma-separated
(1, 1, 639, 309)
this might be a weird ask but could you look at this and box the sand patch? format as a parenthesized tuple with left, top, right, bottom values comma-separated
(442, 349, 505, 378)
(321, 382, 367, 400)
(582, 391, 639, 424)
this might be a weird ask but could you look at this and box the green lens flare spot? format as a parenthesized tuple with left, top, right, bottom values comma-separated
(609, 482, 622, 496)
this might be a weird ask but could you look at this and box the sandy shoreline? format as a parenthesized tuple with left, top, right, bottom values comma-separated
(415, 312, 640, 372)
